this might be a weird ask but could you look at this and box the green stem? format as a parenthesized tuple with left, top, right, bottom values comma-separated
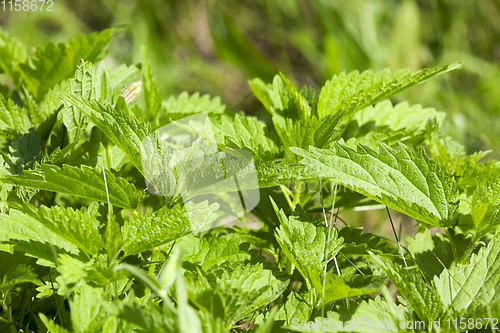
(292, 182, 303, 210)
(279, 185, 294, 211)
(2, 292, 17, 333)
(459, 234, 481, 264)
(445, 228, 460, 264)
(386, 207, 407, 268)
(105, 143, 112, 169)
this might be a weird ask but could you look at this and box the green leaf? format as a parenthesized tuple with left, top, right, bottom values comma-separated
(317, 62, 462, 138)
(272, 200, 344, 294)
(16, 202, 103, 256)
(371, 252, 446, 321)
(62, 62, 113, 143)
(273, 114, 344, 151)
(35, 81, 69, 127)
(352, 100, 445, 133)
(183, 233, 253, 272)
(19, 29, 113, 100)
(460, 301, 500, 332)
(211, 114, 281, 161)
(322, 274, 381, 303)
(290, 295, 405, 333)
(122, 201, 219, 256)
(69, 285, 104, 333)
(249, 74, 316, 121)
(188, 262, 288, 326)
(5, 129, 42, 175)
(256, 160, 317, 188)
(292, 142, 459, 227)
(407, 230, 471, 281)
(108, 63, 141, 94)
(248, 76, 285, 117)
(61, 93, 151, 174)
(1, 164, 145, 209)
(114, 263, 164, 300)
(339, 226, 398, 257)
(177, 267, 203, 333)
(141, 46, 162, 119)
(433, 233, 500, 312)
(0, 95, 32, 140)
(39, 314, 71, 333)
(430, 135, 500, 190)
(344, 100, 445, 150)
(162, 91, 226, 117)
(1, 263, 42, 291)
(471, 178, 500, 235)
(0, 28, 27, 85)
(0, 208, 79, 259)
(279, 72, 312, 120)
(273, 292, 312, 327)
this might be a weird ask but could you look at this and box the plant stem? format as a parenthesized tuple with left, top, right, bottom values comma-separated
(105, 143, 112, 169)
(279, 185, 294, 211)
(459, 234, 481, 264)
(445, 227, 460, 264)
(386, 207, 407, 268)
(292, 182, 303, 210)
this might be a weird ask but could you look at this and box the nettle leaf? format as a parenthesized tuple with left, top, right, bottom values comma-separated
(6, 129, 42, 175)
(1, 164, 145, 209)
(61, 93, 151, 174)
(352, 100, 445, 133)
(344, 100, 445, 150)
(1, 262, 42, 291)
(292, 142, 459, 227)
(141, 46, 162, 119)
(0, 28, 27, 85)
(316, 62, 462, 137)
(108, 63, 141, 95)
(70, 285, 105, 333)
(273, 114, 344, 151)
(19, 29, 113, 100)
(249, 74, 315, 120)
(434, 233, 500, 312)
(210, 114, 281, 161)
(0, 95, 32, 140)
(273, 292, 312, 327)
(322, 274, 382, 304)
(339, 226, 398, 257)
(407, 230, 471, 281)
(371, 252, 446, 322)
(248, 76, 284, 117)
(122, 201, 219, 256)
(159, 91, 227, 125)
(430, 135, 500, 189)
(279, 72, 312, 120)
(39, 314, 71, 333)
(63, 62, 113, 142)
(291, 296, 405, 333)
(256, 160, 317, 188)
(471, 178, 500, 235)
(17, 202, 103, 256)
(217, 263, 288, 324)
(188, 262, 288, 326)
(35, 81, 69, 127)
(183, 234, 253, 272)
(460, 301, 500, 332)
(272, 200, 344, 293)
(0, 208, 79, 260)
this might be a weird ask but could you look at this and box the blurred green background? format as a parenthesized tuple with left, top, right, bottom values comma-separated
(2, 0, 500, 158)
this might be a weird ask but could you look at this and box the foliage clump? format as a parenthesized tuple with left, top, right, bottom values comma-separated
(0, 29, 499, 333)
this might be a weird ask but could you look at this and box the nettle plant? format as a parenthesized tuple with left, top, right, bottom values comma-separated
(0, 28, 499, 333)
